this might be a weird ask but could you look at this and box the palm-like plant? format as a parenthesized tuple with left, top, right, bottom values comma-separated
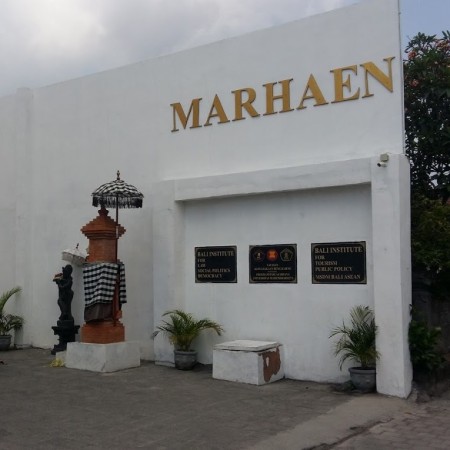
(0, 287, 23, 336)
(329, 305, 379, 369)
(155, 309, 223, 351)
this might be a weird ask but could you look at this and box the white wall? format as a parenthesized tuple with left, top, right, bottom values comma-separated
(153, 154, 412, 396)
(160, 0, 404, 178)
(183, 185, 372, 382)
(0, 94, 18, 294)
(0, 0, 411, 396)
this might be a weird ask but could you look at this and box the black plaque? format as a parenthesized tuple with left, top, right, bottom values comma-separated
(249, 244, 297, 283)
(312, 241, 366, 284)
(195, 246, 237, 283)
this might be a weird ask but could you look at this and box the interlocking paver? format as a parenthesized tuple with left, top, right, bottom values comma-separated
(334, 394, 450, 450)
(2, 348, 450, 450)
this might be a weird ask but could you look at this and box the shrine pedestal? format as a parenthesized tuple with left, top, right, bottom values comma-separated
(81, 320, 125, 344)
(66, 341, 140, 372)
(51, 320, 80, 354)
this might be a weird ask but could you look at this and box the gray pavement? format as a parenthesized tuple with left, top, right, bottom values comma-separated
(0, 348, 449, 449)
(333, 394, 450, 449)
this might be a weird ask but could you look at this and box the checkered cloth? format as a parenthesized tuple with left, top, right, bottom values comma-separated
(83, 262, 127, 307)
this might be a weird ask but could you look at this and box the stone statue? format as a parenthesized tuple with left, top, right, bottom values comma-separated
(53, 264, 74, 322)
(51, 264, 79, 354)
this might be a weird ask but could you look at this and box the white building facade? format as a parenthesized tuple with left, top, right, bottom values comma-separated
(0, 0, 412, 397)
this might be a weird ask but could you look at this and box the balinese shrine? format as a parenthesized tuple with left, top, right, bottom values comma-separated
(80, 206, 126, 343)
(0, 0, 412, 397)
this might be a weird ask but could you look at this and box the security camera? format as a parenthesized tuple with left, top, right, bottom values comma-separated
(377, 153, 389, 167)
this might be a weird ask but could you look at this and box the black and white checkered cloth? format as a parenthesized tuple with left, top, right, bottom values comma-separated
(83, 262, 127, 307)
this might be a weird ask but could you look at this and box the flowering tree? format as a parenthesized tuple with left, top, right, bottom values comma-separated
(404, 32, 450, 289)
(404, 31, 450, 203)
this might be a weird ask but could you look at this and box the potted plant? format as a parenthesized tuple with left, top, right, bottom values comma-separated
(329, 305, 379, 392)
(0, 287, 23, 351)
(154, 309, 224, 370)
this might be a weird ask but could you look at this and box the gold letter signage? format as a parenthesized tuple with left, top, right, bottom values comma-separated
(170, 57, 395, 131)
(311, 242, 366, 284)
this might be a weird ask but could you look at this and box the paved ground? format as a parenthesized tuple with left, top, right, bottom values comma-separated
(1, 348, 449, 449)
(333, 393, 450, 450)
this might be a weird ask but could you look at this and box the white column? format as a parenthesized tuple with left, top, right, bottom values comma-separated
(371, 153, 412, 397)
(152, 181, 185, 364)
(14, 88, 34, 347)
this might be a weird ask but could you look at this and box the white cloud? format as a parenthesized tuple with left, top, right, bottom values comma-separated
(26, 1, 105, 57)
(0, 0, 355, 96)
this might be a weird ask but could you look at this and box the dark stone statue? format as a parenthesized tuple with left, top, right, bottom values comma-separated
(51, 264, 79, 354)
(53, 264, 74, 322)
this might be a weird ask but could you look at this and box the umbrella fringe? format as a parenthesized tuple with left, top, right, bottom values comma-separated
(92, 197, 143, 209)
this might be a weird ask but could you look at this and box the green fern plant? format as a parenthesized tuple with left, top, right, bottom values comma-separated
(0, 287, 23, 336)
(330, 305, 379, 369)
(154, 309, 223, 351)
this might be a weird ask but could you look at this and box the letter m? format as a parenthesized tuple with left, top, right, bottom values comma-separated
(170, 98, 202, 132)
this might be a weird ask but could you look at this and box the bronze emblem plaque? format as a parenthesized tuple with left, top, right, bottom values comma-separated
(311, 241, 367, 284)
(195, 246, 237, 283)
(249, 244, 297, 283)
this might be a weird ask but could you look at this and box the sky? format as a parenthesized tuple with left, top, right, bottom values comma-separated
(0, 0, 448, 98)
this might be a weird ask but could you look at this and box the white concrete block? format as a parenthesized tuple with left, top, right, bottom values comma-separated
(65, 341, 140, 373)
(215, 340, 280, 352)
(213, 341, 284, 385)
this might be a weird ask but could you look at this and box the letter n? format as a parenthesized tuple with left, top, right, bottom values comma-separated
(360, 57, 395, 98)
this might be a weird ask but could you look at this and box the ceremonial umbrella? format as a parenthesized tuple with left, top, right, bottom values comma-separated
(91, 171, 144, 320)
(62, 243, 87, 266)
(92, 170, 144, 261)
